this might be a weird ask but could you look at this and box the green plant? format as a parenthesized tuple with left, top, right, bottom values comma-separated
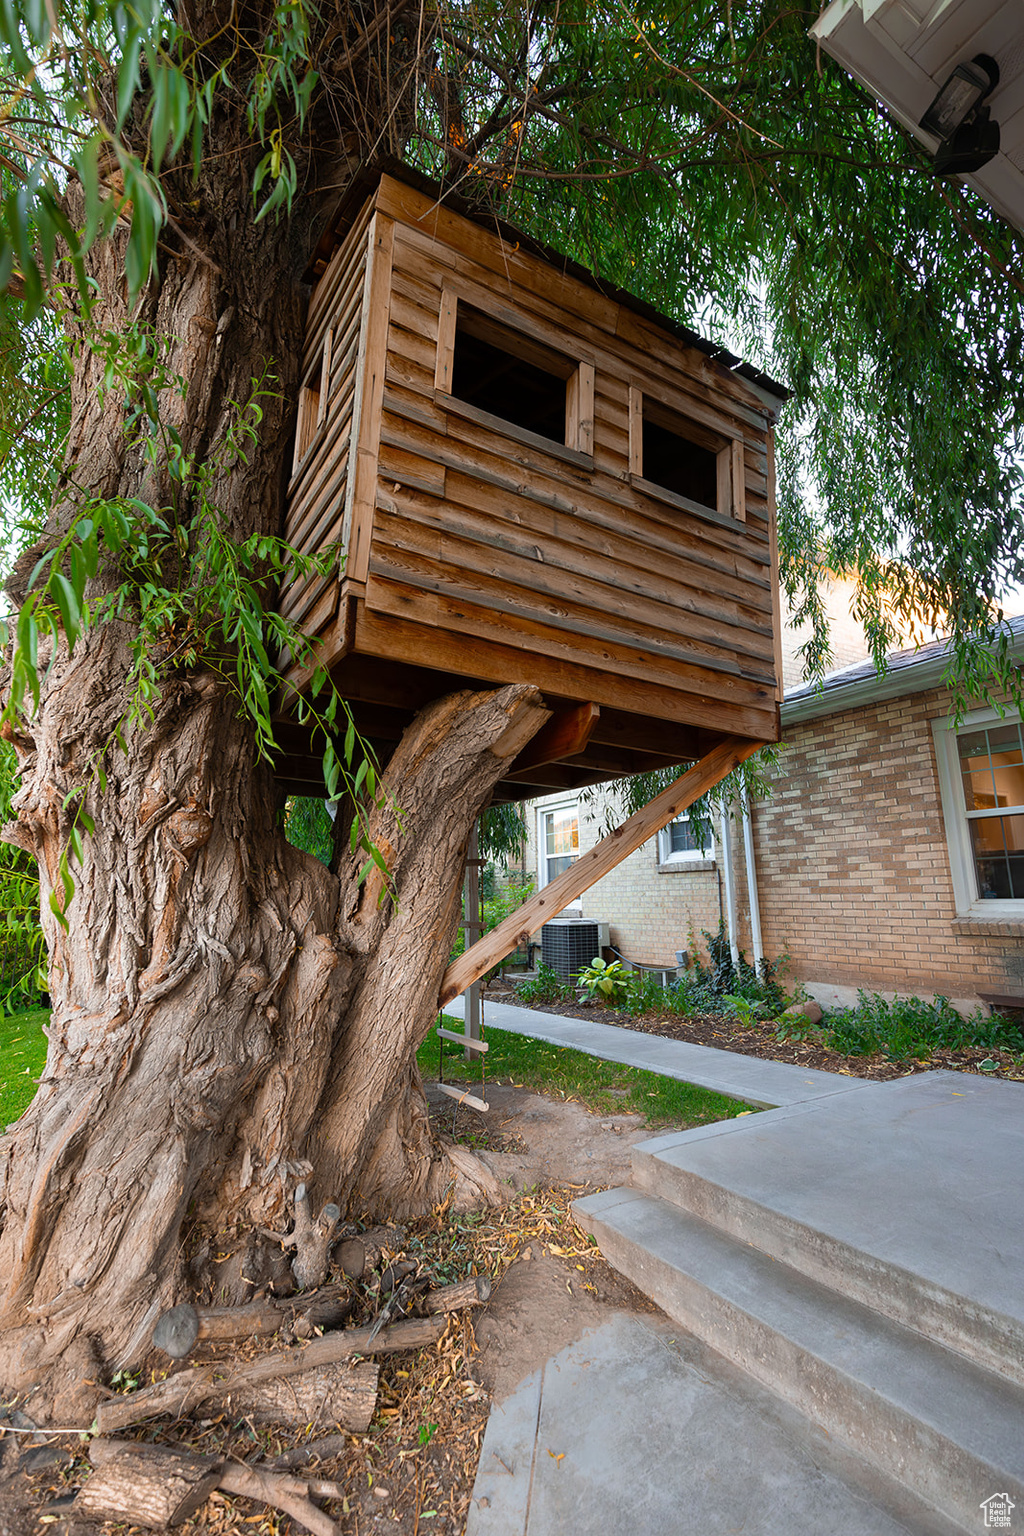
(822, 991, 1024, 1061)
(512, 962, 574, 1006)
(3, 339, 393, 923)
(774, 1013, 822, 1044)
(418, 1422, 438, 1447)
(721, 994, 763, 1028)
(623, 967, 667, 1016)
(677, 925, 794, 1021)
(576, 957, 628, 1003)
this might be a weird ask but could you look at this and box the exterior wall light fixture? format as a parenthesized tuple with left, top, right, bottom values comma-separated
(920, 54, 1000, 175)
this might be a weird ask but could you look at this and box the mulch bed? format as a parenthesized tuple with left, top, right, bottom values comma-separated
(486, 992, 1024, 1084)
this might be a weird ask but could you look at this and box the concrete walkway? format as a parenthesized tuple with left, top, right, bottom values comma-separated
(467, 1311, 960, 1536)
(449, 995, 1024, 1535)
(443, 993, 868, 1107)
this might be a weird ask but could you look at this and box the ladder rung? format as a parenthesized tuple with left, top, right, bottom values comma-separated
(436, 1027, 488, 1053)
(435, 1082, 489, 1112)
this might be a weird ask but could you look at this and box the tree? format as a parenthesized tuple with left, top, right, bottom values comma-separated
(0, 1, 1020, 1421)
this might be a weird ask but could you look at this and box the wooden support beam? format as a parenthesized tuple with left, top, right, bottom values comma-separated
(439, 734, 767, 1007)
(506, 702, 600, 778)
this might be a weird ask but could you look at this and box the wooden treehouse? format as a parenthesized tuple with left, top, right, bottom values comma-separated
(274, 163, 787, 998)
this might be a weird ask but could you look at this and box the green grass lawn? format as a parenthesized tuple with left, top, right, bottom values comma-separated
(419, 1018, 756, 1129)
(0, 1009, 755, 1135)
(0, 1006, 49, 1126)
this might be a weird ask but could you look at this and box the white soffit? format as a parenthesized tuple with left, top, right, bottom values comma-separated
(811, 0, 1024, 232)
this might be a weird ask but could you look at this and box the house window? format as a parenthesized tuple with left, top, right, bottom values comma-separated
(629, 386, 744, 523)
(657, 813, 714, 869)
(436, 291, 594, 457)
(933, 708, 1024, 916)
(541, 804, 580, 882)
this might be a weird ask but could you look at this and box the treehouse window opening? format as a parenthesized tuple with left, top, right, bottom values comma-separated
(629, 387, 743, 523)
(642, 413, 718, 509)
(450, 305, 577, 447)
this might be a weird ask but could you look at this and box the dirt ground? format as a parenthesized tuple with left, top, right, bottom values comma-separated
(0, 1085, 663, 1536)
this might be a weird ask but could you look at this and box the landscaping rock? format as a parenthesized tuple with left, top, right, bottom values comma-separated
(780, 1001, 823, 1026)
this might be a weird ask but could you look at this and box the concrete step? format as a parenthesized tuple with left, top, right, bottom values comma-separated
(629, 1075, 1024, 1389)
(574, 1185, 1024, 1533)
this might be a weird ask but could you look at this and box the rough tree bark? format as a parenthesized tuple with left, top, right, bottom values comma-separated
(0, 17, 542, 1423)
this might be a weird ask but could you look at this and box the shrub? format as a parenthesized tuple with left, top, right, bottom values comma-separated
(513, 962, 574, 1005)
(623, 967, 667, 1015)
(576, 956, 629, 1003)
(822, 991, 1024, 1061)
(671, 922, 792, 1020)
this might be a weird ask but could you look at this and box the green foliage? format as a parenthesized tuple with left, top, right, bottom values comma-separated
(1, 329, 389, 922)
(0, 1005, 49, 1125)
(575, 955, 628, 1003)
(672, 924, 790, 1018)
(478, 802, 528, 867)
(418, 1018, 758, 1129)
(0, 0, 318, 310)
(482, 871, 533, 931)
(623, 966, 667, 1015)
(512, 961, 574, 1006)
(450, 871, 534, 970)
(581, 747, 784, 863)
(0, 1, 1020, 696)
(720, 994, 764, 1029)
(0, 741, 45, 1009)
(283, 797, 334, 866)
(822, 992, 1024, 1061)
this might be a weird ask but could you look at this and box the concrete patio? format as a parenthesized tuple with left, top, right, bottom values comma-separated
(455, 1000, 1024, 1536)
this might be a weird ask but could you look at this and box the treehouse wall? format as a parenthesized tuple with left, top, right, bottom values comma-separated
(281, 170, 784, 778)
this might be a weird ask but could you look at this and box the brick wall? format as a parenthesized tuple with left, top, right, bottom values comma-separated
(520, 690, 1024, 1007)
(744, 687, 1024, 1006)
(524, 789, 722, 967)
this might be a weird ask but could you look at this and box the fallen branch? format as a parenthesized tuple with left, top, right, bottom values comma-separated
(218, 1462, 339, 1536)
(152, 1285, 353, 1358)
(423, 1274, 491, 1314)
(96, 1315, 445, 1434)
(265, 1433, 348, 1470)
(77, 1442, 221, 1527)
(205, 1358, 378, 1430)
(86, 1440, 339, 1536)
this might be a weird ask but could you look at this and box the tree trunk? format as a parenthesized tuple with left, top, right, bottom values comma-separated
(0, 90, 543, 1422)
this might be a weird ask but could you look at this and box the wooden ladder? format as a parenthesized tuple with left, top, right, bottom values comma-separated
(436, 822, 489, 1112)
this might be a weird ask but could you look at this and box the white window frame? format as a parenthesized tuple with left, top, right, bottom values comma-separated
(536, 797, 582, 913)
(657, 812, 715, 871)
(932, 706, 1024, 919)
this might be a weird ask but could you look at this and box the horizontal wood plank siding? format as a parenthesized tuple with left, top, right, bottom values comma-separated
(279, 196, 372, 629)
(281, 173, 783, 750)
(357, 189, 780, 720)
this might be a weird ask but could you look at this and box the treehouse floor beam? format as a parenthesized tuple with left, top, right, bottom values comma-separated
(438, 734, 768, 1007)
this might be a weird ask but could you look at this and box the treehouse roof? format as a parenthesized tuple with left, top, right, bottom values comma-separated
(308, 158, 789, 412)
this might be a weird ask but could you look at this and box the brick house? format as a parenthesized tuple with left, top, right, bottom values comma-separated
(521, 616, 1024, 1014)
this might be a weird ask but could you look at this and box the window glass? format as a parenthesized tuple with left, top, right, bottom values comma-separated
(957, 721, 1024, 899)
(659, 813, 712, 863)
(668, 818, 701, 854)
(543, 807, 579, 881)
(969, 814, 1024, 899)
